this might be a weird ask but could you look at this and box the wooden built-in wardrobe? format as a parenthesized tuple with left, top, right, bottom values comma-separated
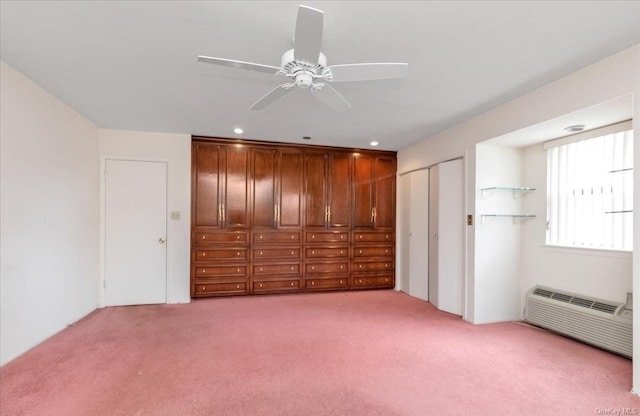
(190, 137, 396, 297)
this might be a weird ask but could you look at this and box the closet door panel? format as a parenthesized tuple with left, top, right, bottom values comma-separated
(353, 155, 374, 228)
(328, 153, 351, 228)
(252, 148, 277, 228)
(224, 146, 250, 228)
(193, 143, 222, 227)
(304, 152, 328, 228)
(279, 149, 303, 228)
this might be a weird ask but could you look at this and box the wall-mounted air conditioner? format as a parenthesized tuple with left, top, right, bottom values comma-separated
(525, 286, 632, 358)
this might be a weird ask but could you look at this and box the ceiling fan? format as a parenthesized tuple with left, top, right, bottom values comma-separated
(197, 5, 409, 112)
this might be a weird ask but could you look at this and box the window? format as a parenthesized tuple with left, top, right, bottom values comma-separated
(545, 121, 633, 251)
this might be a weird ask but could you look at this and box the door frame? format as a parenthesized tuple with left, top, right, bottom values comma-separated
(99, 156, 169, 308)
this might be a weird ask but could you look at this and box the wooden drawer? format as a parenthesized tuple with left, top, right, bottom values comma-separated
(353, 246, 393, 258)
(252, 263, 300, 276)
(305, 261, 349, 274)
(305, 246, 348, 258)
(194, 231, 247, 245)
(352, 275, 394, 288)
(193, 281, 247, 295)
(252, 279, 300, 293)
(194, 265, 247, 277)
(305, 277, 349, 290)
(353, 260, 393, 272)
(352, 232, 393, 243)
(252, 231, 301, 244)
(252, 247, 301, 261)
(305, 231, 349, 244)
(194, 249, 248, 261)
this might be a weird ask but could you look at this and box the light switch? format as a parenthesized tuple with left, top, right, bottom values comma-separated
(170, 211, 180, 220)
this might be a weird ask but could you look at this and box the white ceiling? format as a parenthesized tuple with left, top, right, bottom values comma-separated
(1, 1, 639, 151)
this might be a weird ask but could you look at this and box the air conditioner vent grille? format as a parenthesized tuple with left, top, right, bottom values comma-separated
(592, 302, 617, 314)
(551, 293, 572, 303)
(570, 297, 595, 308)
(533, 288, 553, 298)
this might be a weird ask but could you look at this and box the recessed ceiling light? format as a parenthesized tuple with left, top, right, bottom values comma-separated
(233, 127, 243, 134)
(370, 141, 379, 147)
(564, 124, 585, 133)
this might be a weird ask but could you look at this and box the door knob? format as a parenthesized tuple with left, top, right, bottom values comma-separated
(158, 237, 166, 244)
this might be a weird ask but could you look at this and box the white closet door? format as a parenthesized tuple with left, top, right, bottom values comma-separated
(105, 159, 168, 306)
(428, 165, 439, 308)
(408, 169, 429, 301)
(436, 159, 463, 315)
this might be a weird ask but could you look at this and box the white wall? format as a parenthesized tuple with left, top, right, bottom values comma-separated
(0, 62, 99, 365)
(520, 143, 632, 306)
(397, 44, 640, 391)
(98, 129, 191, 304)
(475, 144, 525, 322)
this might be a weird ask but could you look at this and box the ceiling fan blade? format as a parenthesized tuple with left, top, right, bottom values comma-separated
(327, 63, 409, 82)
(311, 84, 351, 112)
(293, 5, 324, 65)
(197, 56, 281, 75)
(249, 84, 294, 110)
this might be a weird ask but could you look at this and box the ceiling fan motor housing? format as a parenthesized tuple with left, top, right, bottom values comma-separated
(281, 48, 327, 85)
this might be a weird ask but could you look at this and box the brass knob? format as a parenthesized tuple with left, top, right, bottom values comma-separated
(311, 266, 315, 270)
(290, 282, 294, 286)
(386, 235, 389, 239)
(340, 250, 344, 254)
(202, 286, 206, 291)
(260, 267, 263, 271)
(386, 249, 389, 253)
(341, 235, 344, 239)
(202, 253, 206, 257)
(259, 284, 263, 288)
(290, 266, 294, 270)
(202, 269, 206, 273)
(259, 251, 263, 255)
(260, 235, 263, 239)
(202, 235, 206, 240)
(359, 265, 362, 268)
(236, 252, 240, 256)
(311, 281, 315, 285)
(236, 285, 240, 289)
(340, 265, 343, 269)
(236, 235, 240, 240)
(312, 250, 315, 254)
(237, 268, 240, 272)
(312, 235, 315, 239)
(291, 251, 294, 255)
(385, 278, 389, 283)
(359, 279, 362, 283)
(340, 280, 343, 284)
(385, 264, 389, 267)
(359, 235, 363, 239)
(291, 235, 295, 239)
(359, 250, 362, 254)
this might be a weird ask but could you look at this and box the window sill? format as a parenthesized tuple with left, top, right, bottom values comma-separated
(541, 244, 632, 259)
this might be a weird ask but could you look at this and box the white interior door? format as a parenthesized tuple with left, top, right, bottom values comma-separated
(428, 165, 439, 308)
(408, 169, 429, 301)
(105, 159, 167, 306)
(436, 159, 463, 315)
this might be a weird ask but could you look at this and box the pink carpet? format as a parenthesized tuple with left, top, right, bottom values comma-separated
(1, 290, 637, 415)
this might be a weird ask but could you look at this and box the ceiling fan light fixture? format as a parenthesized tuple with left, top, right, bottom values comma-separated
(370, 141, 379, 147)
(233, 127, 244, 134)
(564, 124, 585, 133)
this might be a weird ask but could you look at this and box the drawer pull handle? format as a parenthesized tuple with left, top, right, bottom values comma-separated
(291, 282, 295, 286)
(291, 235, 295, 239)
(385, 264, 389, 267)
(359, 250, 362, 254)
(202, 235, 206, 240)
(386, 235, 389, 239)
(312, 235, 315, 239)
(202, 253, 206, 257)
(340, 280, 343, 284)
(260, 251, 263, 255)
(259, 284, 263, 288)
(340, 250, 344, 254)
(291, 266, 294, 270)
(237, 235, 240, 240)
(340, 265, 343, 269)
(385, 278, 389, 283)
(237, 252, 240, 256)
(359, 265, 362, 269)
(260, 235, 263, 239)
(237, 268, 240, 272)
(386, 249, 389, 253)
(359, 279, 362, 283)
(311, 266, 315, 270)
(341, 235, 344, 239)
(202, 286, 206, 291)
(359, 235, 363, 239)
(260, 267, 263, 272)
(312, 250, 315, 254)
(311, 281, 315, 285)
(291, 251, 294, 255)
(236, 285, 240, 289)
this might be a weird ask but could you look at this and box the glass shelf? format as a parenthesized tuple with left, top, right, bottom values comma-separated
(609, 168, 632, 174)
(481, 214, 536, 225)
(604, 210, 633, 214)
(481, 187, 536, 199)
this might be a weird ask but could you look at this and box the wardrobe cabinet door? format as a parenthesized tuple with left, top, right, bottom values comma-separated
(304, 151, 328, 228)
(328, 153, 351, 228)
(373, 156, 396, 229)
(224, 145, 250, 229)
(353, 154, 374, 228)
(278, 149, 303, 228)
(193, 143, 222, 228)
(252, 148, 277, 228)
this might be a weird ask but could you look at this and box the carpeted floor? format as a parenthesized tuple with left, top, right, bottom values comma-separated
(0, 290, 637, 415)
